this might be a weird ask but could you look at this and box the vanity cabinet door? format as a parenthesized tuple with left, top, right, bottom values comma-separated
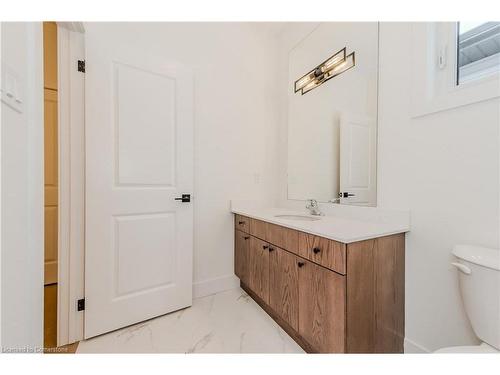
(269, 246, 299, 330)
(298, 259, 346, 353)
(249, 236, 270, 304)
(234, 230, 250, 285)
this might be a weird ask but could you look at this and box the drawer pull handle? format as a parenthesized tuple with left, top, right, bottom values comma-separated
(263, 245, 269, 250)
(268, 247, 275, 252)
(313, 247, 321, 254)
(244, 236, 250, 240)
(238, 221, 245, 225)
(298, 262, 305, 268)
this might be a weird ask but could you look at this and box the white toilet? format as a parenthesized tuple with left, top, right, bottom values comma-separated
(435, 245, 500, 353)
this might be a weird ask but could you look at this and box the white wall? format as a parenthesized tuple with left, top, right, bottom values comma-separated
(0, 22, 44, 350)
(377, 22, 499, 352)
(276, 22, 499, 352)
(83, 23, 282, 297)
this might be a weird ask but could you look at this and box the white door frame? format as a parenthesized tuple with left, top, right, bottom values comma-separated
(56, 22, 85, 347)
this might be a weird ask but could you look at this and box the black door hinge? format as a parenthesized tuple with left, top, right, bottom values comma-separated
(77, 60, 85, 73)
(77, 298, 85, 311)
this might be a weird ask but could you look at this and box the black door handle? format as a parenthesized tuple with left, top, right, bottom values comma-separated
(268, 247, 275, 252)
(262, 245, 269, 250)
(244, 236, 250, 240)
(298, 262, 305, 268)
(313, 247, 321, 254)
(340, 192, 356, 198)
(174, 194, 191, 202)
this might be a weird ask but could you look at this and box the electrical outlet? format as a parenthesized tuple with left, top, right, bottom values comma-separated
(253, 173, 261, 184)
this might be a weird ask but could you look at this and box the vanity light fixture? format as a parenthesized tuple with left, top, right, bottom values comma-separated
(294, 47, 356, 95)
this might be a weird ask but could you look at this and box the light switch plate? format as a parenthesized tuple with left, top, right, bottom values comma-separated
(1, 62, 23, 113)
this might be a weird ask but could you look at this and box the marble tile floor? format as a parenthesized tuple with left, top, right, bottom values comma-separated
(77, 287, 304, 353)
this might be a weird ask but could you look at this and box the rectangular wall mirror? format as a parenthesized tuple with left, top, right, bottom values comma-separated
(287, 22, 379, 206)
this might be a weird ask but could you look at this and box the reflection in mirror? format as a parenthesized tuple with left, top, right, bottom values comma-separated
(287, 22, 379, 206)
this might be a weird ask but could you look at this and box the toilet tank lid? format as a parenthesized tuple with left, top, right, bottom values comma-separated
(452, 245, 500, 271)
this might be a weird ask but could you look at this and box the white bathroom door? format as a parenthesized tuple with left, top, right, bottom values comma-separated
(84, 31, 194, 338)
(339, 113, 377, 206)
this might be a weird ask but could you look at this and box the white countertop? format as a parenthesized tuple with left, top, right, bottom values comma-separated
(231, 204, 410, 244)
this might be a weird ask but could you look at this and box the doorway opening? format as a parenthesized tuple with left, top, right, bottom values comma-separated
(42, 21, 85, 353)
(43, 21, 59, 350)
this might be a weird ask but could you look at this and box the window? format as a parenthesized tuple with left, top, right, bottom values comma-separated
(457, 22, 500, 85)
(411, 22, 500, 117)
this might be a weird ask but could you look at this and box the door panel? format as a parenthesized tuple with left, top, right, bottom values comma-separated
(114, 213, 176, 296)
(234, 230, 250, 285)
(249, 236, 270, 303)
(44, 88, 58, 285)
(115, 62, 176, 186)
(269, 247, 299, 330)
(298, 259, 346, 353)
(84, 25, 194, 338)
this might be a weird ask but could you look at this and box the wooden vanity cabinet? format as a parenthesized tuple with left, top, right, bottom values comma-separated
(234, 214, 405, 354)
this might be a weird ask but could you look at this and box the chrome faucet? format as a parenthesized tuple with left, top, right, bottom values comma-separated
(306, 199, 323, 216)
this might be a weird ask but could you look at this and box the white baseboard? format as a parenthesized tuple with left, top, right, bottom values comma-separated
(404, 337, 430, 353)
(193, 274, 240, 299)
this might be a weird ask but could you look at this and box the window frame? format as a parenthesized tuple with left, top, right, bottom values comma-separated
(411, 22, 500, 118)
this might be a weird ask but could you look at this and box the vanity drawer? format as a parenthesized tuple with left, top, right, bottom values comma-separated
(235, 214, 250, 233)
(298, 232, 346, 274)
(266, 223, 299, 255)
(249, 217, 267, 239)
(249, 218, 299, 255)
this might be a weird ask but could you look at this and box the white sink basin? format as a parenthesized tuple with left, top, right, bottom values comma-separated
(274, 214, 321, 221)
